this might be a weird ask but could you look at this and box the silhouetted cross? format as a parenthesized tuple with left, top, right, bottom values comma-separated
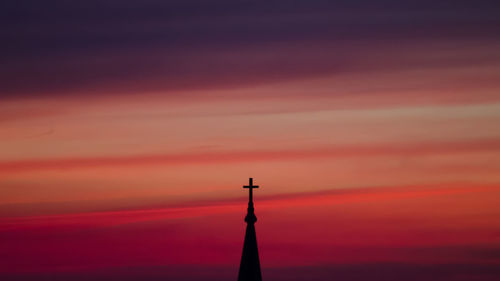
(243, 178, 259, 203)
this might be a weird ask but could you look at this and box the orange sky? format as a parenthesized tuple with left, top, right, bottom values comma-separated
(1, 69, 500, 279)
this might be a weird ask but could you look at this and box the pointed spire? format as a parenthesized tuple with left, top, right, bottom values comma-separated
(238, 178, 262, 281)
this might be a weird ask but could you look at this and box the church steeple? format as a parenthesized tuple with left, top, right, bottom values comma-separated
(238, 178, 262, 281)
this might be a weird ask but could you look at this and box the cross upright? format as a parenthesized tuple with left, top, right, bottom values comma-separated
(243, 178, 259, 203)
(238, 177, 262, 281)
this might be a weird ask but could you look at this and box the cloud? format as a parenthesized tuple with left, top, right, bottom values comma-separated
(1, 138, 499, 173)
(1, 183, 496, 227)
(1, 1, 500, 98)
(2, 262, 500, 281)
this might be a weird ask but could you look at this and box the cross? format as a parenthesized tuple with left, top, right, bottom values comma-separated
(243, 177, 259, 203)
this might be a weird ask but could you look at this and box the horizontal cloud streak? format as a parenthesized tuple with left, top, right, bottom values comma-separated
(3, 263, 500, 281)
(2, 262, 500, 281)
(0, 139, 499, 173)
(1, 183, 497, 228)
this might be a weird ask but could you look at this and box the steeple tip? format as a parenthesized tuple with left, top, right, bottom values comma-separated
(238, 178, 263, 281)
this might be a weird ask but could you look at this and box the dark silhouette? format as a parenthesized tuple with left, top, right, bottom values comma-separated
(238, 178, 263, 281)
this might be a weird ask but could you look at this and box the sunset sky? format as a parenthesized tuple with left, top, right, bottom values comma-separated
(1, 1, 500, 280)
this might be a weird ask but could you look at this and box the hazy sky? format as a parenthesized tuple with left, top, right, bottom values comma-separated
(1, 1, 500, 280)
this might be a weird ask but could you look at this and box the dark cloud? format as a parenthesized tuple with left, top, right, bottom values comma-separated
(2, 262, 500, 281)
(1, 0, 500, 98)
(264, 263, 500, 281)
(410, 245, 500, 262)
